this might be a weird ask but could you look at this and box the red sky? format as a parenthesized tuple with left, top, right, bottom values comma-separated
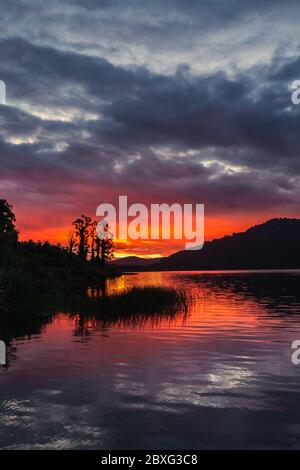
(1, 2, 300, 259)
(14, 202, 295, 258)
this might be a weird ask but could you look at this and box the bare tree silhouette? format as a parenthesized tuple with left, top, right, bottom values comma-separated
(100, 237, 114, 265)
(90, 221, 97, 261)
(66, 229, 77, 255)
(72, 215, 92, 259)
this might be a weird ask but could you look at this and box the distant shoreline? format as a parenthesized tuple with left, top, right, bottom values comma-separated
(120, 268, 300, 273)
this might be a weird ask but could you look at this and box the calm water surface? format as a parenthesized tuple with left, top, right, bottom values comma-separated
(1, 271, 300, 449)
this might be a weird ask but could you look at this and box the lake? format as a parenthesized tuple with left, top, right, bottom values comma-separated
(1, 270, 300, 449)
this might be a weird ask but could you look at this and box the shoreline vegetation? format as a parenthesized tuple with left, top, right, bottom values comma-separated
(0, 199, 189, 319)
(0, 199, 119, 310)
(0, 285, 189, 320)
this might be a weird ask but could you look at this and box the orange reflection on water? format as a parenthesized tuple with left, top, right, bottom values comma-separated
(52, 271, 292, 343)
(2, 271, 300, 450)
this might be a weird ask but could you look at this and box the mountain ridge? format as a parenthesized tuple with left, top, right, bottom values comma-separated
(116, 218, 300, 270)
(154, 217, 300, 270)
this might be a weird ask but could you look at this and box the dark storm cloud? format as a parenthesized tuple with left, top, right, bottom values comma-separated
(0, 0, 299, 217)
(1, 37, 298, 158)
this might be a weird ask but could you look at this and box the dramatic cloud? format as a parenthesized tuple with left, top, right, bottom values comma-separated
(0, 1, 299, 254)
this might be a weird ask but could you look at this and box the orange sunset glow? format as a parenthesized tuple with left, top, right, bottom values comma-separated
(2, 0, 300, 455)
(15, 203, 297, 258)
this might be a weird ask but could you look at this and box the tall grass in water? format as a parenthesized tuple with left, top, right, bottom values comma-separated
(61, 285, 190, 328)
(0, 287, 190, 369)
(86, 285, 189, 316)
(1, 282, 190, 324)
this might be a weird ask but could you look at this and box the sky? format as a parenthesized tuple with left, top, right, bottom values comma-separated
(1, 0, 300, 257)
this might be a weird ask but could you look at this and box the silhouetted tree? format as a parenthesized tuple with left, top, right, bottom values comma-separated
(67, 229, 77, 255)
(100, 238, 114, 265)
(95, 235, 101, 261)
(0, 199, 18, 245)
(90, 221, 97, 261)
(94, 219, 114, 264)
(0, 200, 18, 265)
(72, 215, 91, 259)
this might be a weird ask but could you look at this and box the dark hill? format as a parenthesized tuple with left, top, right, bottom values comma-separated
(153, 218, 300, 270)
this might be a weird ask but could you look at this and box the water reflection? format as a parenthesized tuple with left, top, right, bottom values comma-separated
(0, 278, 188, 369)
(1, 271, 300, 449)
(87, 278, 109, 298)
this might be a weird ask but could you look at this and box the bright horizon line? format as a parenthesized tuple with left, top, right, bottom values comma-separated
(16, 214, 298, 259)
